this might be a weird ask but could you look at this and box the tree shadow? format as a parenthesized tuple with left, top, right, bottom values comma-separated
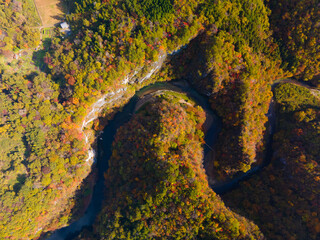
(52, 14, 65, 23)
(13, 174, 27, 194)
(56, 0, 69, 13)
(32, 38, 52, 71)
(168, 32, 211, 94)
(50, 0, 71, 24)
(310, 73, 320, 87)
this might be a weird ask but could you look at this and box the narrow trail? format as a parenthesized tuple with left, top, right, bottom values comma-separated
(274, 78, 320, 98)
(32, 0, 43, 27)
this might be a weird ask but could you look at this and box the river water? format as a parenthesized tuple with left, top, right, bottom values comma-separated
(47, 78, 318, 239)
(46, 80, 222, 239)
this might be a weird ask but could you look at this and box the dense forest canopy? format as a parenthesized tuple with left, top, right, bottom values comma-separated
(0, 0, 40, 60)
(160, 0, 281, 179)
(46, 0, 206, 104)
(93, 93, 263, 239)
(223, 83, 320, 240)
(0, 0, 319, 238)
(0, 69, 91, 239)
(267, 0, 320, 81)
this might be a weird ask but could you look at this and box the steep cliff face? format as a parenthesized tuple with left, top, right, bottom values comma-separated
(80, 53, 167, 164)
(91, 93, 264, 239)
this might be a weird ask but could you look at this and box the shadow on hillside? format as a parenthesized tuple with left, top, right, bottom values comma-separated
(13, 174, 27, 194)
(38, 164, 98, 240)
(52, 14, 65, 23)
(32, 38, 52, 71)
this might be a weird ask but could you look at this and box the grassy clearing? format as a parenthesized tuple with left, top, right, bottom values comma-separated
(42, 27, 54, 38)
(23, 0, 42, 26)
(33, 0, 65, 27)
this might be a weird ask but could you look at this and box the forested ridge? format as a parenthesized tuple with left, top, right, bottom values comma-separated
(89, 93, 264, 239)
(0, 0, 319, 239)
(159, 0, 281, 180)
(223, 83, 320, 239)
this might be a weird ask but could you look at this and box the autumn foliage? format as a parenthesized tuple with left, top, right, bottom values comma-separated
(94, 93, 264, 239)
(223, 83, 320, 240)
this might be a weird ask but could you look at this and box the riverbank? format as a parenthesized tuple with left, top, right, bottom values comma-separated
(221, 81, 320, 239)
(91, 89, 264, 240)
(46, 74, 320, 240)
(45, 79, 221, 239)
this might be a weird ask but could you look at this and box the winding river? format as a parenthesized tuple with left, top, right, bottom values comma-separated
(47, 80, 221, 240)
(210, 78, 320, 194)
(47, 78, 318, 239)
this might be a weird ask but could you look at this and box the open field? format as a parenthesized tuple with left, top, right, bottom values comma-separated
(23, 0, 42, 26)
(33, 0, 65, 27)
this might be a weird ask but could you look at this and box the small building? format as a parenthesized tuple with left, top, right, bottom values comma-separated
(60, 22, 69, 30)
(60, 22, 71, 35)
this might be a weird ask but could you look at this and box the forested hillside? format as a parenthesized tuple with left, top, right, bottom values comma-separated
(198, 0, 281, 179)
(0, 0, 40, 61)
(0, 0, 319, 238)
(0, 0, 211, 237)
(267, 0, 320, 81)
(223, 83, 320, 239)
(165, 0, 281, 180)
(46, 0, 206, 107)
(91, 93, 263, 239)
(0, 68, 93, 238)
(44, 0, 284, 183)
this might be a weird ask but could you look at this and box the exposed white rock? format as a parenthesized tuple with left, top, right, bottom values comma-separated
(80, 44, 193, 164)
(80, 53, 168, 164)
(137, 54, 167, 83)
(81, 87, 127, 163)
(122, 76, 130, 85)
